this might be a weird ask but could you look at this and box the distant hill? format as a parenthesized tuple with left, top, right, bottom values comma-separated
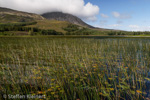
(0, 7, 44, 23)
(27, 19, 72, 33)
(0, 7, 119, 35)
(42, 12, 94, 28)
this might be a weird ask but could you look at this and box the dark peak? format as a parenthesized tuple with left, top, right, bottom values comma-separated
(42, 12, 94, 28)
(43, 12, 77, 18)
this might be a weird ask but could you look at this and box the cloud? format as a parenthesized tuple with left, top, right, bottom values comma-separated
(95, 23, 122, 30)
(109, 24, 122, 27)
(0, 0, 100, 21)
(112, 12, 120, 18)
(112, 11, 131, 19)
(128, 25, 150, 31)
(100, 13, 109, 18)
(117, 20, 123, 24)
(129, 25, 139, 28)
(100, 20, 107, 25)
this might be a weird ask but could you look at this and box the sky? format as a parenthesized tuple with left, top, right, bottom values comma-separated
(0, 0, 150, 31)
(85, 0, 150, 31)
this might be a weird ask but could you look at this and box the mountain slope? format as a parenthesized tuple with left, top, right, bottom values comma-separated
(0, 7, 118, 35)
(0, 7, 44, 23)
(27, 19, 71, 33)
(42, 12, 93, 28)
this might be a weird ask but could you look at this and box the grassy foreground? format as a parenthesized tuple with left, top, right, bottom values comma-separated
(0, 37, 150, 100)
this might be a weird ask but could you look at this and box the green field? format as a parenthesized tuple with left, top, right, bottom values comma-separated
(0, 36, 150, 100)
(26, 20, 70, 33)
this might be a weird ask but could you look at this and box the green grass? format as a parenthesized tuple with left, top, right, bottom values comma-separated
(0, 14, 34, 23)
(26, 20, 114, 35)
(27, 19, 71, 33)
(0, 37, 150, 100)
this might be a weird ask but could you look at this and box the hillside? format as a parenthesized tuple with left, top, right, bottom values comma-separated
(42, 12, 94, 28)
(0, 7, 44, 23)
(27, 19, 71, 33)
(0, 7, 122, 36)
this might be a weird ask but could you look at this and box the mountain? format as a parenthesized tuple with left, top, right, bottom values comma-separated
(0, 7, 44, 23)
(0, 7, 117, 35)
(0, 7, 105, 29)
(41, 12, 94, 28)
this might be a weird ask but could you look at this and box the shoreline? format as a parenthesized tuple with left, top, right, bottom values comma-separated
(1, 35, 150, 38)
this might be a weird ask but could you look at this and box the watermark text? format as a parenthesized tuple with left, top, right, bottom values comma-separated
(3, 94, 46, 99)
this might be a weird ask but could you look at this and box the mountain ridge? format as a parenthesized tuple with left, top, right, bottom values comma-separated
(0, 7, 116, 32)
(0, 7, 44, 23)
(41, 12, 94, 28)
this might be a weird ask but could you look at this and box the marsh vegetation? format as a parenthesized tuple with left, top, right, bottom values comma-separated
(0, 36, 150, 100)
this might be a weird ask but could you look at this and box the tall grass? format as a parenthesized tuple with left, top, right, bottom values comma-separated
(0, 37, 150, 100)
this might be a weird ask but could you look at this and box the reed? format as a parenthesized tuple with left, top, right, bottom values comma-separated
(0, 37, 150, 100)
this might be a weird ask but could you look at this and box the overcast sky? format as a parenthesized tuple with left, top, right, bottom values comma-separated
(0, 0, 150, 31)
